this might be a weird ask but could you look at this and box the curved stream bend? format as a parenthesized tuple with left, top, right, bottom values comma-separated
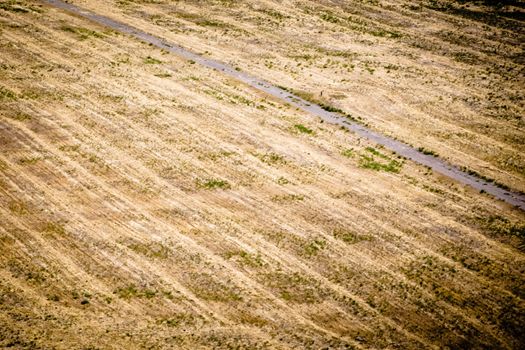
(44, 0, 525, 211)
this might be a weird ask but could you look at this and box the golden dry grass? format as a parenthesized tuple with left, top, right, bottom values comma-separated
(0, 1, 524, 349)
(67, 0, 525, 192)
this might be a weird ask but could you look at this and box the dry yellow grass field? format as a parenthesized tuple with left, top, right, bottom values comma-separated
(0, 0, 524, 349)
(64, 0, 525, 193)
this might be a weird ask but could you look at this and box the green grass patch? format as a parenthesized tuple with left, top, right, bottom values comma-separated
(359, 155, 401, 173)
(114, 284, 157, 299)
(60, 26, 105, 40)
(364, 147, 388, 158)
(304, 239, 326, 256)
(0, 86, 17, 100)
(358, 147, 402, 173)
(196, 178, 231, 190)
(128, 242, 170, 259)
(294, 124, 313, 134)
(224, 250, 265, 268)
(258, 152, 286, 165)
(341, 149, 354, 158)
(277, 177, 290, 185)
(271, 193, 304, 202)
(333, 228, 372, 244)
(259, 8, 289, 20)
(481, 215, 525, 240)
(18, 156, 41, 165)
(319, 11, 341, 24)
(8, 112, 31, 121)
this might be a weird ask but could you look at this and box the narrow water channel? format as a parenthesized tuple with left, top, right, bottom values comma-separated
(44, 0, 525, 211)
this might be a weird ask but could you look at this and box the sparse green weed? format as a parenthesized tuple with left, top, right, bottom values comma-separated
(144, 56, 162, 64)
(294, 124, 313, 134)
(271, 193, 304, 202)
(341, 149, 354, 158)
(196, 178, 231, 190)
(61, 25, 104, 40)
(304, 239, 326, 256)
(114, 284, 158, 299)
(0, 86, 17, 100)
(333, 228, 372, 244)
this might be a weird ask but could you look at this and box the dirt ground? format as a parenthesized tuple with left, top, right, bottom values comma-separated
(1, 1, 524, 349)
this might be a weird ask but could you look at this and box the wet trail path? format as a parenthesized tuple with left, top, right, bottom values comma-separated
(44, 0, 525, 211)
